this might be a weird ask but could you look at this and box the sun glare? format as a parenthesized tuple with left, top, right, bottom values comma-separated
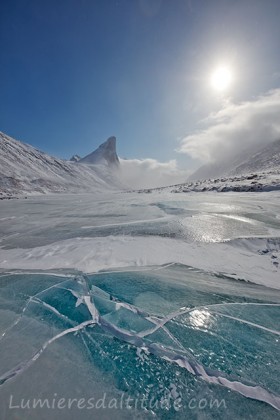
(210, 66, 233, 92)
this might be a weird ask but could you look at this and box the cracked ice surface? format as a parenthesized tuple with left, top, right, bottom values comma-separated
(0, 191, 280, 418)
(0, 266, 280, 419)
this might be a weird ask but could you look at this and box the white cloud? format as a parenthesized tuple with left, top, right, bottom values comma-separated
(119, 158, 190, 189)
(179, 89, 280, 163)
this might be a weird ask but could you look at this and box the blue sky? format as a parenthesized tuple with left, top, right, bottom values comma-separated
(1, 0, 280, 170)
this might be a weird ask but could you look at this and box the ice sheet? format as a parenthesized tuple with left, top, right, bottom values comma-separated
(0, 266, 280, 419)
(0, 192, 280, 289)
(0, 191, 280, 418)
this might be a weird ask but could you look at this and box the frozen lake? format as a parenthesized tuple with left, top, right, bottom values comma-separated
(1, 191, 280, 249)
(0, 191, 279, 419)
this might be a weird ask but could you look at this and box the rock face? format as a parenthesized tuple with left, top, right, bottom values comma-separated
(78, 136, 120, 167)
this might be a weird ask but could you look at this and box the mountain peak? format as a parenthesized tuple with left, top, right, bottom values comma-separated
(104, 136, 116, 147)
(78, 136, 120, 167)
(0, 131, 122, 196)
(70, 154, 81, 162)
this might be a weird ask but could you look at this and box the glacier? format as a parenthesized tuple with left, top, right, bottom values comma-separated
(0, 190, 280, 419)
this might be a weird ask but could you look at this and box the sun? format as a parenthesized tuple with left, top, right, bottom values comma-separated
(210, 66, 233, 92)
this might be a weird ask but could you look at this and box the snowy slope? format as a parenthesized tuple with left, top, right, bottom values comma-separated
(231, 139, 280, 175)
(78, 136, 120, 167)
(136, 171, 280, 194)
(189, 139, 280, 181)
(0, 132, 122, 197)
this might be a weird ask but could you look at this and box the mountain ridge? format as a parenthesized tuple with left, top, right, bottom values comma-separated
(0, 132, 122, 197)
(78, 136, 120, 167)
(189, 138, 280, 181)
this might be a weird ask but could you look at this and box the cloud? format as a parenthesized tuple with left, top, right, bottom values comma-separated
(179, 89, 280, 163)
(119, 158, 190, 189)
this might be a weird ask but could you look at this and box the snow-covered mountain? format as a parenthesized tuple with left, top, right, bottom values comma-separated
(78, 136, 120, 167)
(189, 139, 280, 181)
(134, 139, 280, 194)
(230, 139, 280, 176)
(69, 154, 81, 162)
(0, 132, 122, 197)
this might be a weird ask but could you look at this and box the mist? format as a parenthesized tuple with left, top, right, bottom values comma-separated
(179, 89, 280, 164)
(119, 158, 190, 189)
